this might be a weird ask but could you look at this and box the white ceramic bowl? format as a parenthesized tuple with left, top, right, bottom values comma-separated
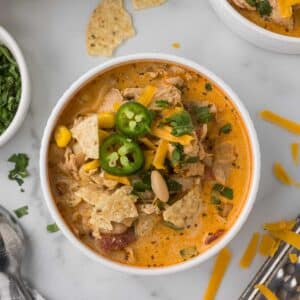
(40, 53, 261, 275)
(209, 0, 300, 54)
(0, 26, 30, 146)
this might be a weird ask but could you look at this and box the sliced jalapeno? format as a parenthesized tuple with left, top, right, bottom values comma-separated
(116, 102, 152, 138)
(100, 133, 144, 176)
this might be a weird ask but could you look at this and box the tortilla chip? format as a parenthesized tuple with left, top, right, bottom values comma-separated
(132, 0, 167, 10)
(71, 114, 99, 159)
(86, 0, 135, 56)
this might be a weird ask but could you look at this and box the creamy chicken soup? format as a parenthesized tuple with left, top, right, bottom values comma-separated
(48, 62, 252, 267)
(230, 0, 300, 37)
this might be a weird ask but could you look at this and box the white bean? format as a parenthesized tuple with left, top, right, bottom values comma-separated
(151, 170, 169, 203)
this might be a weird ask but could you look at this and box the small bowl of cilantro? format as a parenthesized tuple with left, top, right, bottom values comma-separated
(0, 26, 30, 146)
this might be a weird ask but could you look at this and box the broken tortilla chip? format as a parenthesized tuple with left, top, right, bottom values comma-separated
(86, 0, 135, 56)
(132, 0, 167, 10)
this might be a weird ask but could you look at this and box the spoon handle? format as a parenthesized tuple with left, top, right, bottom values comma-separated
(13, 273, 35, 300)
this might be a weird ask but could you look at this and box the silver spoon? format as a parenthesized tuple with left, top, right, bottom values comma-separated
(0, 205, 34, 300)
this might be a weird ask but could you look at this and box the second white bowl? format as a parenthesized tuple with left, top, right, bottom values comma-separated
(209, 0, 300, 54)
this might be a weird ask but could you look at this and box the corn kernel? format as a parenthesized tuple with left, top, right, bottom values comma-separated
(54, 126, 72, 148)
(83, 160, 100, 172)
(98, 112, 115, 129)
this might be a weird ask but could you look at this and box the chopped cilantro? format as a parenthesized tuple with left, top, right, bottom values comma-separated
(219, 123, 232, 135)
(14, 205, 28, 218)
(133, 172, 152, 193)
(195, 106, 214, 124)
(8, 153, 29, 186)
(167, 179, 182, 193)
(47, 223, 60, 233)
(213, 183, 234, 200)
(171, 143, 184, 166)
(211, 196, 221, 205)
(245, 0, 257, 6)
(164, 111, 194, 136)
(205, 83, 213, 92)
(155, 100, 169, 108)
(256, 0, 272, 16)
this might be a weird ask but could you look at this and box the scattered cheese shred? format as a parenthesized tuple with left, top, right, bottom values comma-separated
(139, 137, 157, 150)
(138, 85, 156, 107)
(113, 101, 121, 112)
(289, 253, 298, 264)
(291, 142, 299, 166)
(83, 159, 100, 172)
(172, 42, 181, 49)
(103, 173, 130, 185)
(260, 110, 300, 135)
(264, 220, 296, 232)
(255, 284, 278, 300)
(240, 232, 260, 269)
(273, 162, 300, 186)
(143, 150, 155, 171)
(269, 239, 281, 257)
(259, 234, 276, 257)
(151, 125, 194, 145)
(152, 139, 169, 169)
(203, 247, 231, 300)
(270, 230, 300, 250)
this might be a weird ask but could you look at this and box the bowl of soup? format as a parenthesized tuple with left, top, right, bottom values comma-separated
(40, 53, 260, 275)
(209, 0, 300, 54)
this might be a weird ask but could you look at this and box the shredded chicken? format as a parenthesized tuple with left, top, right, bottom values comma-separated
(99, 88, 124, 112)
(122, 88, 142, 100)
(164, 76, 184, 88)
(231, 0, 256, 10)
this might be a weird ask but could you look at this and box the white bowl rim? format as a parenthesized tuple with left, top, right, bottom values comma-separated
(40, 53, 261, 276)
(219, 0, 300, 43)
(0, 26, 31, 147)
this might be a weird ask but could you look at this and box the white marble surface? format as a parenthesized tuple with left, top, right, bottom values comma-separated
(1, 1, 300, 299)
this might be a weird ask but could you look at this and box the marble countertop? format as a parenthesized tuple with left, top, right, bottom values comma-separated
(1, 1, 300, 299)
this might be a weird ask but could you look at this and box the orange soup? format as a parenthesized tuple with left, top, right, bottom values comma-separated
(47, 62, 252, 267)
(230, 0, 300, 37)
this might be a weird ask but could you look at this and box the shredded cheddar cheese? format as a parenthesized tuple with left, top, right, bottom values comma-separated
(259, 234, 275, 257)
(273, 162, 298, 186)
(139, 137, 157, 150)
(278, 0, 300, 18)
(152, 139, 169, 169)
(143, 150, 155, 171)
(289, 253, 298, 264)
(138, 85, 156, 107)
(269, 240, 281, 257)
(172, 42, 181, 49)
(113, 101, 121, 112)
(291, 142, 299, 166)
(203, 247, 231, 300)
(240, 232, 260, 269)
(83, 159, 100, 172)
(151, 125, 194, 145)
(255, 284, 278, 300)
(260, 110, 300, 135)
(264, 220, 296, 232)
(103, 172, 130, 185)
(270, 230, 300, 250)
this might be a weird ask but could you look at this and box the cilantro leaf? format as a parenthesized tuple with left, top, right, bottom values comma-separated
(213, 183, 234, 200)
(155, 100, 169, 108)
(205, 83, 213, 92)
(47, 223, 60, 233)
(256, 0, 272, 16)
(14, 205, 29, 218)
(195, 106, 214, 124)
(171, 143, 184, 166)
(8, 153, 29, 186)
(219, 123, 232, 135)
(165, 111, 194, 136)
